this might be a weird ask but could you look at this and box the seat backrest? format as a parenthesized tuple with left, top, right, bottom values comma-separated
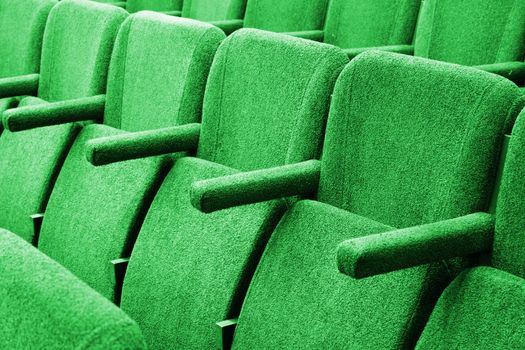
(414, 0, 525, 66)
(0, 0, 56, 78)
(416, 266, 525, 349)
(103, 13, 225, 131)
(181, 0, 246, 21)
(197, 29, 348, 171)
(0, 230, 146, 349)
(318, 51, 524, 229)
(243, 0, 328, 32)
(323, 0, 420, 48)
(37, 0, 128, 102)
(126, 0, 183, 13)
(492, 109, 525, 278)
(36, 14, 224, 301)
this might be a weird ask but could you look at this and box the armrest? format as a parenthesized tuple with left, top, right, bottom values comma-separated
(191, 159, 321, 213)
(0, 74, 39, 98)
(474, 61, 525, 84)
(337, 212, 495, 279)
(207, 19, 244, 35)
(86, 123, 201, 166)
(3, 95, 106, 132)
(344, 45, 414, 60)
(161, 10, 182, 16)
(284, 30, 324, 42)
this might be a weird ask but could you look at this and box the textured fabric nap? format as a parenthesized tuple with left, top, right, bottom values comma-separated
(323, 0, 420, 49)
(0, 0, 56, 78)
(37, 124, 169, 301)
(104, 12, 224, 131)
(416, 267, 525, 349)
(121, 157, 284, 349)
(231, 51, 524, 348)
(37, 0, 128, 102)
(126, 0, 182, 13)
(0, 229, 146, 349)
(181, 0, 246, 21)
(197, 29, 348, 170)
(243, 0, 328, 32)
(414, 0, 525, 66)
(493, 110, 525, 277)
(120, 29, 348, 349)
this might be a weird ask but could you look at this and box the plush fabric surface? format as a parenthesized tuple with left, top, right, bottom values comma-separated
(323, 0, 420, 49)
(414, 0, 525, 66)
(126, 0, 182, 13)
(0, 98, 78, 244)
(104, 12, 224, 131)
(319, 51, 524, 228)
(37, 0, 128, 102)
(121, 157, 284, 349)
(181, 0, 246, 21)
(0, 229, 146, 349)
(243, 0, 328, 32)
(37, 124, 169, 301)
(232, 51, 524, 348)
(416, 267, 525, 349)
(197, 29, 348, 171)
(232, 200, 452, 349)
(493, 111, 525, 277)
(0, 0, 55, 78)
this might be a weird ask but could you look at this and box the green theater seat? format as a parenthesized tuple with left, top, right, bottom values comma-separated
(190, 51, 524, 348)
(84, 29, 347, 348)
(416, 267, 525, 349)
(181, 0, 246, 22)
(92, 0, 127, 8)
(0, 229, 146, 349)
(285, 0, 421, 51)
(126, 0, 182, 14)
(0, 0, 127, 244)
(2, 13, 224, 305)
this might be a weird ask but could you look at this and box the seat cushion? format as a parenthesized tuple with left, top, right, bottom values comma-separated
(416, 266, 525, 349)
(121, 156, 285, 349)
(37, 124, 169, 301)
(0, 97, 78, 243)
(232, 200, 453, 349)
(0, 229, 146, 349)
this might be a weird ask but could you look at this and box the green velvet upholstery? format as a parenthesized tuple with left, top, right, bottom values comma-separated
(414, 0, 525, 66)
(322, 0, 420, 49)
(0, 0, 56, 79)
(0, 229, 146, 349)
(416, 267, 525, 349)
(103, 13, 224, 131)
(37, 0, 128, 102)
(37, 124, 169, 302)
(126, 0, 182, 13)
(181, 0, 246, 21)
(493, 110, 525, 277)
(119, 29, 348, 349)
(0, 0, 127, 244)
(33, 14, 224, 302)
(228, 51, 524, 348)
(243, 0, 328, 32)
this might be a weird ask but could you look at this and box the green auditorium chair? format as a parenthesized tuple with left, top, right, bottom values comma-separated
(0, 230, 146, 349)
(83, 29, 347, 348)
(180, 0, 247, 23)
(336, 96, 525, 349)
(189, 50, 525, 348)
(2, 13, 224, 304)
(335, 0, 525, 82)
(0, 0, 127, 243)
(126, 0, 182, 15)
(284, 0, 421, 54)
(92, 0, 127, 8)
